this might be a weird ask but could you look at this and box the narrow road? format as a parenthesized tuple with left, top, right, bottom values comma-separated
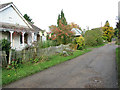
(4, 43, 118, 88)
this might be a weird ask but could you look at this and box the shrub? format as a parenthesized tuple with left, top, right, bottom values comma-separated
(40, 55, 50, 62)
(116, 39, 120, 45)
(84, 28, 103, 46)
(76, 36, 85, 50)
(6, 58, 22, 69)
(102, 36, 108, 41)
(0, 39, 11, 51)
(7, 64, 12, 69)
(38, 40, 57, 49)
(102, 21, 115, 42)
(0, 39, 11, 63)
(11, 59, 19, 69)
(33, 58, 39, 63)
(77, 46, 83, 50)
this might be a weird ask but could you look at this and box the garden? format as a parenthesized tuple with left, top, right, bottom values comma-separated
(1, 10, 116, 86)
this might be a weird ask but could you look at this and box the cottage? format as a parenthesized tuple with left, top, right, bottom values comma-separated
(0, 2, 47, 51)
(71, 28, 82, 37)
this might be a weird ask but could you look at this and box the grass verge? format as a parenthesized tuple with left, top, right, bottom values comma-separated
(116, 47, 120, 88)
(86, 43, 105, 49)
(2, 49, 91, 86)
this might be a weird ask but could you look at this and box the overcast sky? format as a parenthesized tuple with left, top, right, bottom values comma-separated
(0, 0, 120, 31)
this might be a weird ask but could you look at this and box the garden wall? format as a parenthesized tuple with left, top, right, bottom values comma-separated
(1, 44, 71, 66)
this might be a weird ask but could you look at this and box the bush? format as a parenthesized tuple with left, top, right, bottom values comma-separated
(102, 21, 115, 42)
(0, 39, 11, 51)
(0, 39, 11, 63)
(76, 36, 85, 50)
(84, 28, 103, 46)
(77, 46, 83, 50)
(102, 36, 108, 41)
(116, 39, 120, 45)
(38, 40, 57, 49)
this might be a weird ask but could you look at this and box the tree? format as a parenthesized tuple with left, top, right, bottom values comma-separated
(104, 20, 110, 27)
(23, 14, 34, 24)
(102, 21, 115, 42)
(57, 14, 61, 27)
(70, 22, 83, 34)
(61, 10, 67, 26)
(116, 20, 120, 39)
(49, 10, 74, 44)
(114, 28, 119, 37)
(116, 20, 120, 44)
(49, 21, 75, 45)
(70, 22, 81, 30)
(50, 10, 83, 45)
(57, 10, 67, 27)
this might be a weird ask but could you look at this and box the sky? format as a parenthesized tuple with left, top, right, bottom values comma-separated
(0, 0, 120, 32)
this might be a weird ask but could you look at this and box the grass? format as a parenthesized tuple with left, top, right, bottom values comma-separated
(116, 47, 120, 88)
(85, 43, 105, 49)
(2, 49, 91, 86)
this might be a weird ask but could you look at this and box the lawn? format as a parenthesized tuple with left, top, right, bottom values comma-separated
(2, 49, 91, 86)
(116, 47, 120, 88)
(85, 43, 105, 49)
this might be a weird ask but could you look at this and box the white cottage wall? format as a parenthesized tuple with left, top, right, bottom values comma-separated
(42, 36, 46, 41)
(27, 33, 32, 45)
(0, 32, 2, 39)
(0, 6, 28, 27)
(13, 33, 21, 49)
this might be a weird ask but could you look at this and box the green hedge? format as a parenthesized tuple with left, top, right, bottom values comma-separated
(116, 47, 120, 88)
(85, 28, 103, 46)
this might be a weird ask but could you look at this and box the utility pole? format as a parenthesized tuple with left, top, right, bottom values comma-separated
(101, 22, 102, 27)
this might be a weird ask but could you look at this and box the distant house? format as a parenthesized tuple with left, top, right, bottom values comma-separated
(0, 2, 47, 51)
(71, 28, 82, 37)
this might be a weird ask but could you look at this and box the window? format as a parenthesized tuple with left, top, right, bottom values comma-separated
(20, 34, 22, 44)
(34, 33, 37, 41)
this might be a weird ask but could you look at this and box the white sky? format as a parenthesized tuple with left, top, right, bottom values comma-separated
(0, 0, 120, 32)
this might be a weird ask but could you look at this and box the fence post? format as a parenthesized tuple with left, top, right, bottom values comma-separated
(1, 51, 7, 67)
(8, 49, 12, 64)
(34, 47, 37, 58)
(29, 49, 30, 61)
(23, 49, 25, 61)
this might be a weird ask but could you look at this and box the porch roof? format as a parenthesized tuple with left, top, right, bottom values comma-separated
(0, 22, 34, 33)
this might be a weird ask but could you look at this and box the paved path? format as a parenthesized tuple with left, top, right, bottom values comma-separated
(4, 43, 118, 88)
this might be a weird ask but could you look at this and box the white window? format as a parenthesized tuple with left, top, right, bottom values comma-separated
(34, 33, 37, 41)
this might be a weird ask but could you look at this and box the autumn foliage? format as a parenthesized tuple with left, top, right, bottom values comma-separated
(49, 20, 75, 45)
(76, 35, 85, 50)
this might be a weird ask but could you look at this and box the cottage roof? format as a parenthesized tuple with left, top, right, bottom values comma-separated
(0, 2, 12, 9)
(28, 22, 45, 32)
(0, 2, 44, 33)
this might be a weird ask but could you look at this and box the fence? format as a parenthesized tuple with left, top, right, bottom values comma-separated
(1, 44, 71, 67)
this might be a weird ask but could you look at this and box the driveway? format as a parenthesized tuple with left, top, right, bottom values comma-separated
(4, 43, 118, 88)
